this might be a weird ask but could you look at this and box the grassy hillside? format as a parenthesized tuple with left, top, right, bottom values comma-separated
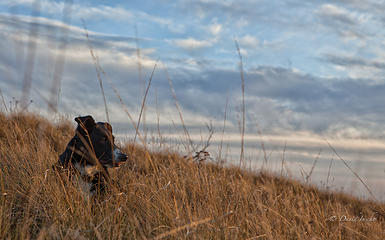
(0, 112, 384, 239)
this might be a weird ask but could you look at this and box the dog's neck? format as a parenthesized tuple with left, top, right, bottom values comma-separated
(59, 136, 90, 166)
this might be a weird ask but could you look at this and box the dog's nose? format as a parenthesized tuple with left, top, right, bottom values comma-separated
(119, 153, 128, 162)
(114, 147, 128, 162)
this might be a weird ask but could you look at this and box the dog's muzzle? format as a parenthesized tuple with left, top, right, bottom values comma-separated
(113, 147, 128, 167)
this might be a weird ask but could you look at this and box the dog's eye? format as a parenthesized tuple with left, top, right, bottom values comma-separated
(102, 136, 109, 142)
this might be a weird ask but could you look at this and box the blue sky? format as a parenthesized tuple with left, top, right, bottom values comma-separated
(0, 0, 385, 200)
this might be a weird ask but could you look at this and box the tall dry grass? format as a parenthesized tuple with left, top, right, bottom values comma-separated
(0, 112, 384, 239)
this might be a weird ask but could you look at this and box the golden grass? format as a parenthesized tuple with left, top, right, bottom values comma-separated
(0, 112, 384, 239)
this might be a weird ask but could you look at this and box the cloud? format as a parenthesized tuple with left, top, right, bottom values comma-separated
(208, 23, 222, 36)
(333, 0, 385, 14)
(163, 63, 385, 139)
(317, 4, 356, 25)
(323, 53, 385, 80)
(325, 54, 385, 70)
(0, 0, 183, 34)
(0, 13, 157, 112)
(315, 3, 370, 40)
(182, 0, 265, 20)
(135, 11, 185, 34)
(74, 5, 133, 21)
(0, 14, 145, 66)
(173, 37, 213, 50)
(1, 0, 134, 21)
(3, 12, 385, 141)
(238, 35, 259, 49)
(177, 0, 318, 31)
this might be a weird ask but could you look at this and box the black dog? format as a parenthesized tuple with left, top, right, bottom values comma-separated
(54, 115, 128, 195)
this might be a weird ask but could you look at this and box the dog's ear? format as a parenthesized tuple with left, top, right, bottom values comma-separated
(104, 122, 112, 133)
(75, 115, 96, 135)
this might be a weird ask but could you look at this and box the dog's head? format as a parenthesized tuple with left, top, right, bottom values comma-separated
(74, 115, 128, 168)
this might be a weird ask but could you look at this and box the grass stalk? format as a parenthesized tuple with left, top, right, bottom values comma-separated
(218, 97, 228, 162)
(48, 0, 73, 112)
(134, 60, 158, 146)
(306, 149, 321, 183)
(325, 139, 376, 200)
(135, 24, 146, 141)
(0, 89, 8, 113)
(280, 141, 287, 176)
(82, 20, 110, 123)
(155, 90, 163, 149)
(235, 39, 245, 166)
(326, 157, 334, 188)
(163, 63, 193, 152)
(21, 0, 41, 110)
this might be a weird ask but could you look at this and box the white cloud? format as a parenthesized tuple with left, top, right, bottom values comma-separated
(238, 35, 259, 49)
(316, 3, 371, 42)
(1, 0, 133, 21)
(1, 0, 34, 6)
(239, 48, 248, 56)
(136, 11, 185, 33)
(0, 0, 181, 29)
(319, 3, 370, 26)
(75, 5, 133, 20)
(318, 3, 369, 23)
(173, 38, 213, 50)
(208, 23, 222, 36)
(235, 18, 249, 28)
(318, 4, 350, 18)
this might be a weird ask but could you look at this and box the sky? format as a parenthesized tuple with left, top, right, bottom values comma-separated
(0, 0, 385, 200)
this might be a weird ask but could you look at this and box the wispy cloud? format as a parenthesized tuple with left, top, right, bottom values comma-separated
(238, 35, 259, 49)
(315, 3, 370, 40)
(208, 22, 222, 36)
(325, 54, 385, 70)
(0, 0, 184, 34)
(173, 37, 213, 50)
(317, 4, 357, 26)
(1, 0, 133, 20)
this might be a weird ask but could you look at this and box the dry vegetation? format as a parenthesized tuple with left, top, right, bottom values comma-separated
(0, 112, 384, 239)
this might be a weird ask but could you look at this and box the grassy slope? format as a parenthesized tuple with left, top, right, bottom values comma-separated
(0, 112, 384, 239)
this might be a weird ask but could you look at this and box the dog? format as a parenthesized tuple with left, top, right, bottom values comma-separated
(54, 115, 128, 196)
